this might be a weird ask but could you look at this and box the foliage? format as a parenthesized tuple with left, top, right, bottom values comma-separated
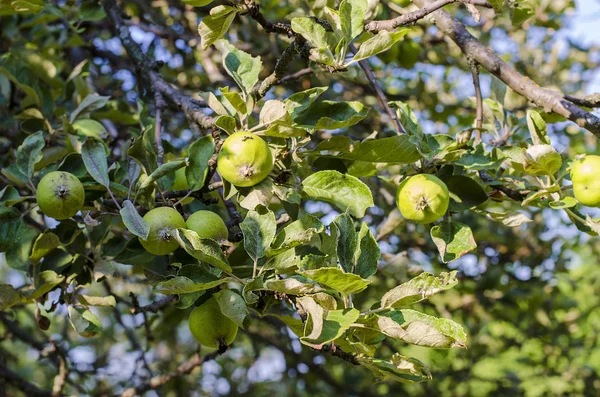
(0, 0, 599, 395)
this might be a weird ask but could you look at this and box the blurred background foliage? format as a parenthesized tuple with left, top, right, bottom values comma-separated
(1, 0, 600, 395)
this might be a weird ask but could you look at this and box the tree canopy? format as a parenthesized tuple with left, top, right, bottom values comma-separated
(1, 0, 599, 396)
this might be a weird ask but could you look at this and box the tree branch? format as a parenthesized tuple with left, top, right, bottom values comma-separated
(130, 294, 177, 314)
(565, 93, 600, 108)
(364, 0, 492, 33)
(256, 40, 302, 98)
(412, 0, 600, 138)
(0, 362, 53, 397)
(468, 58, 484, 142)
(100, 0, 214, 130)
(119, 350, 225, 397)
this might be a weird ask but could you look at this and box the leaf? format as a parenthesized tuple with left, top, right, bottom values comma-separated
(549, 197, 578, 209)
(77, 295, 117, 307)
(298, 295, 359, 348)
(31, 270, 65, 300)
(388, 101, 420, 135)
(186, 135, 215, 191)
(218, 40, 262, 95)
(140, 159, 186, 190)
(339, 0, 368, 42)
(351, 29, 410, 64)
(81, 138, 109, 187)
(259, 100, 288, 125)
(430, 222, 477, 263)
(268, 214, 324, 256)
(70, 94, 110, 122)
(523, 144, 562, 176)
(215, 115, 237, 134)
(68, 306, 102, 338)
(222, 91, 247, 115)
(526, 109, 550, 145)
(71, 119, 108, 140)
(119, 200, 150, 240)
(294, 101, 369, 130)
(29, 232, 60, 264)
(511, 0, 534, 26)
(16, 131, 44, 180)
(263, 277, 325, 295)
(375, 309, 467, 348)
(0, 53, 42, 106)
(299, 268, 371, 296)
(0, 284, 26, 311)
(238, 179, 274, 210)
(478, 210, 532, 227)
(285, 86, 328, 118)
(153, 275, 234, 295)
(354, 222, 379, 278)
(381, 271, 459, 309)
(306, 135, 421, 164)
(357, 353, 432, 384)
(239, 207, 277, 261)
(302, 170, 374, 218)
(112, 238, 154, 265)
(214, 289, 247, 328)
(455, 145, 505, 170)
(174, 228, 232, 272)
(0, 186, 27, 207)
(0, 207, 24, 253)
(5, 225, 36, 270)
(291, 17, 331, 52)
(182, 0, 213, 6)
(198, 6, 238, 50)
(445, 175, 488, 211)
(0, 0, 45, 14)
(332, 213, 357, 272)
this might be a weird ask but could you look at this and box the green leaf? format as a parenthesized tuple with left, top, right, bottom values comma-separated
(31, 270, 65, 300)
(29, 232, 60, 264)
(332, 213, 357, 272)
(112, 238, 154, 265)
(0, 0, 45, 14)
(140, 159, 186, 190)
(430, 222, 477, 263)
(70, 94, 110, 122)
(182, 0, 213, 6)
(0, 284, 27, 311)
(268, 214, 324, 256)
(511, 0, 534, 26)
(299, 268, 371, 296)
(294, 101, 369, 130)
(305, 135, 421, 164)
(381, 271, 459, 309)
(0, 53, 42, 106)
(186, 135, 215, 191)
(239, 207, 277, 262)
(354, 222, 379, 278)
(16, 131, 44, 180)
(119, 200, 150, 240)
(68, 306, 102, 338)
(0, 207, 24, 253)
(298, 295, 360, 348)
(215, 115, 237, 134)
(549, 197, 578, 209)
(77, 295, 117, 307)
(238, 179, 273, 210)
(388, 101, 420, 135)
(5, 225, 36, 270)
(376, 309, 467, 348)
(523, 144, 562, 176)
(175, 228, 232, 272)
(302, 170, 374, 217)
(198, 6, 238, 50)
(153, 275, 234, 295)
(357, 353, 432, 384)
(71, 119, 108, 140)
(81, 138, 109, 187)
(214, 289, 247, 328)
(526, 109, 550, 145)
(285, 86, 328, 118)
(259, 100, 288, 125)
(477, 210, 532, 227)
(291, 17, 331, 52)
(218, 40, 262, 95)
(350, 29, 410, 64)
(0, 186, 27, 207)
(446, 175, 488, 211)
(263, 277, 325, 295)
(222, 91, 247, 115)
(339, 0, 368, 43)
(455, 145, 505, 170)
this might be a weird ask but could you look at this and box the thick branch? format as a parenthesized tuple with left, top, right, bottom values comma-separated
(100, 0, 213, 129)
(412, 0, 600, 137)
(365, 0, 492, 33)
(243, 0, 294, 36)
(565, 93, 600, 108)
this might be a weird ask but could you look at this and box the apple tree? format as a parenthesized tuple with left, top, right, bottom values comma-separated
(1, 0, 599, 395)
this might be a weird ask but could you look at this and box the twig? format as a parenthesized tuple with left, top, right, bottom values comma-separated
(279, 67, 313, 83)
(468, 58, 484, 142)
(154, 92, 166, 167)
(119, 350, 226, 397)
(565, 93, 600, 108)
(243, 0, 294, 36)
(130, 295, 177, 314)
(50, 341, 68, 397)
(411, 0, 600, 138)
(256, 40, 302, 98)
(349, 43, 406, 134)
